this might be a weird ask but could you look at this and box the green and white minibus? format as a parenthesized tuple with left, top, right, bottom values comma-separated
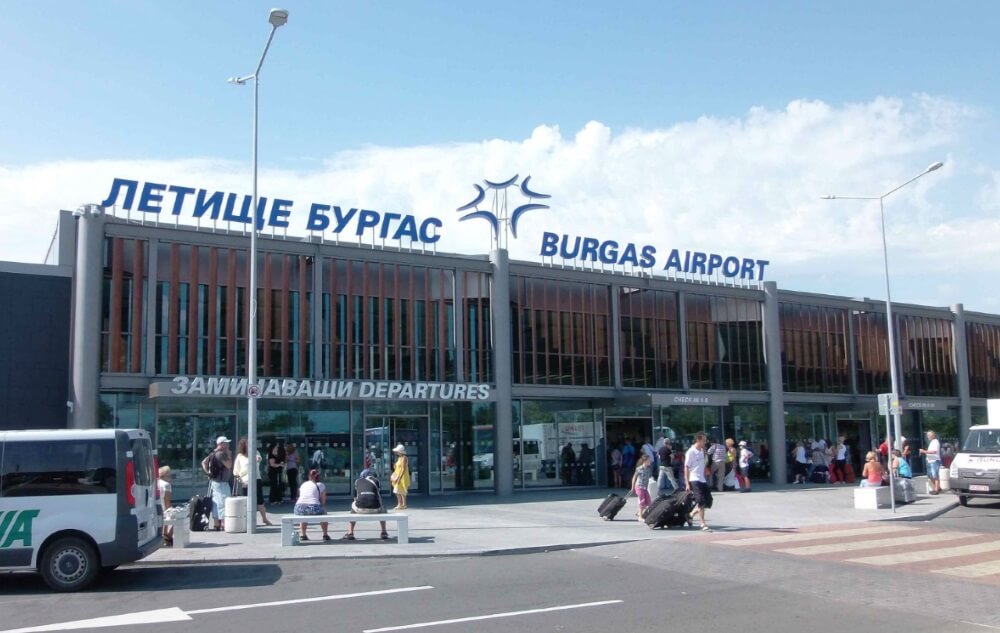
(0, 429, 161, 591)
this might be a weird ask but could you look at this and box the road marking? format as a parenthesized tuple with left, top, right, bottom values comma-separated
(934, 559, 1000, 578)
(716, 525, 914, 547)
(0, 587, 434, 633)
(775, 532, 975, 556)
(849, 540, 1000, 566)
(0, 608, 191, 633)
(187, 586, 434, 614)
(362, 599, 624, 632)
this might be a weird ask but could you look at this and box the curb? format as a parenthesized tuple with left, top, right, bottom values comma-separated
(134, 539, 649, 567)
(885, 499, 959, 522)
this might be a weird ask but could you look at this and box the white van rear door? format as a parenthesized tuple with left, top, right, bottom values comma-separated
(125, 431, 160, 547)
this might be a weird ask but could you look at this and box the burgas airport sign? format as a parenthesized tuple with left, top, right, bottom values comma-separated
(101, 178, 443, 243)
(455, 175, 770, 281)
(101, 176, 770, 280)
(539, 232, 769, 281)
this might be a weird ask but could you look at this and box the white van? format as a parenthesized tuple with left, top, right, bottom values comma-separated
(948, 424, 1000, 507)
(0, 429, 161, 591)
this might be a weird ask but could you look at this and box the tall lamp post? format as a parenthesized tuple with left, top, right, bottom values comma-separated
(229, 8, 289, 535)
(822, 161, 943, 509)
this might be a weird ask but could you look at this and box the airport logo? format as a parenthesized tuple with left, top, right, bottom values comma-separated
(456, 175, 551, 240)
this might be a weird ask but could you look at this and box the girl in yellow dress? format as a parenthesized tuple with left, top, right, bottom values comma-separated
(390, 444, 410, 510)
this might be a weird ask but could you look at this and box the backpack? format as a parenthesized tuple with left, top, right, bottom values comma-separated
(202, 451, 224, 480)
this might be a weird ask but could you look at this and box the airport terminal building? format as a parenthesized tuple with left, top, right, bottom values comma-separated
(3, 185, 1000, 500)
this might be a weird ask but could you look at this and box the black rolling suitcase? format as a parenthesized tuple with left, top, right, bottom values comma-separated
(598, 492, 630, 521)
(188, 494, 213, 532)
(644, 490, 695, 529)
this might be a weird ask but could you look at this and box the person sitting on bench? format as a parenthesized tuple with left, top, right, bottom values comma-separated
(343, 468, 389, 541)
(295, 469, 330, 541)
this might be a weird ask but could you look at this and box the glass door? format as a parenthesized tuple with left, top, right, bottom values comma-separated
(364, 415, 426, 496)
(363, 416, 391, 485)
(156, 414, 237, 502)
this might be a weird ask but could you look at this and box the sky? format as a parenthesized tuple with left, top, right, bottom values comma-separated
(1, 1, 999, 312)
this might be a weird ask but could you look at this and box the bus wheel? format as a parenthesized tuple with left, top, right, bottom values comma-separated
(40, 537, 100, 592)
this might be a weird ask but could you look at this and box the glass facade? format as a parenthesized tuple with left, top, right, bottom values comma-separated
(897, 314, 955, 397)
(686, 294, 766, 390)
(101, 237, 147, 372)
(967, 321, 1000, 398)
(516, 400, 600, 488)
(510, 276, 611, 386)
(89, 220, 1000, 496)
(321, 259, 457, 382)
(619, 288, 681, 388)
(151, 243, 252, 376)
(779, 302, 849, 393)
(852, 310, 891, 395)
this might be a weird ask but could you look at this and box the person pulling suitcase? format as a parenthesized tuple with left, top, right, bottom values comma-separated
(684, 432, 713, 532)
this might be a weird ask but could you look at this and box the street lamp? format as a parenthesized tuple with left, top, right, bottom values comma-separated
(822, 161, 943, 511)
(229, 8, 289, 535)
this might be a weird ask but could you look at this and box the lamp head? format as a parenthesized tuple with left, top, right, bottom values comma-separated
(925, 161, 944, 173)
(820, 195, 836, 200)
(269, 8, 289, 27)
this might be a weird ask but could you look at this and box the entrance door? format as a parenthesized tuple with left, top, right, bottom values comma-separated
(156, 414, 237, 502)
(604, 417, 652, 490)
(837, 418, 873, 474)
(364, 416, 426, 496)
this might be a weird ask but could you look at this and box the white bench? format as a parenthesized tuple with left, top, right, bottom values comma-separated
(280, 513, 409, 546)
(854, 485, 892, 509)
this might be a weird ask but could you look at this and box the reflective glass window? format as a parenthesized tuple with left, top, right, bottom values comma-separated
(619, 288, 681, 388)
(967, 321, 1000, 398)
(897, 315, 955, 397)
(685, 294, 766, 390)
(511, 276, 611, 387)
(779, 303, 849, 393)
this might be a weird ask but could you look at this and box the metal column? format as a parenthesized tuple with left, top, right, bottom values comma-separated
(70, 207, 107, 429)
(763, 282, 787, 485)
(490, 249, 514, 496)
(951, 303, 972, 442)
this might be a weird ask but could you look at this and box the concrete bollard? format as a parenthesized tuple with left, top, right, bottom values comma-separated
(224, 496, 248, 533)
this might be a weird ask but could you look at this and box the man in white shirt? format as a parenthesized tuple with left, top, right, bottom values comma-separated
(685, 432, 712, 532)
(919, 430, 942, 495)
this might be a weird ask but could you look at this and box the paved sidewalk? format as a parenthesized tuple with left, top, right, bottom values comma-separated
(143, 477, 957, 565)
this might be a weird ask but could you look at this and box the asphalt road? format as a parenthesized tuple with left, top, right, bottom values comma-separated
(931, 496, 1000, 533)
(1, 527, 997, 633)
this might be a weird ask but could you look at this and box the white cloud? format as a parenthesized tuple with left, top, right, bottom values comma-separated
(2, 95, 998, 311)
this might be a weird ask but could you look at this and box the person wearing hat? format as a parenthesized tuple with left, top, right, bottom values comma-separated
(390, 444, 411, 510)
(202, 436, 234, 530)
(737, 440, 753, 493)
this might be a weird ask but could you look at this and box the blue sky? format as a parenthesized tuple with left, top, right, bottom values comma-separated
(2, 1, 1000, 311)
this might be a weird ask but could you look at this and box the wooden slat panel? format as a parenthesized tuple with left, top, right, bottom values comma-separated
(245, 250, 253, 376)
(439, 268, 447, 380)
(168, 243, 180, 374)
(187, 246, 199, 374)
(345, 260, 353, 379)
(227, 249, 237, 375)
(207, 247, 218, 375)
(263, 253, 273, 375)
(424, 267, 431, 380)
(330, 258, 338, 378)
(109, 237, 125, 372)
(299, 255, 309, 378)
(281, 254, 290, 377)
(129, 240, 144, 372)
(394, 264, 401, 379)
